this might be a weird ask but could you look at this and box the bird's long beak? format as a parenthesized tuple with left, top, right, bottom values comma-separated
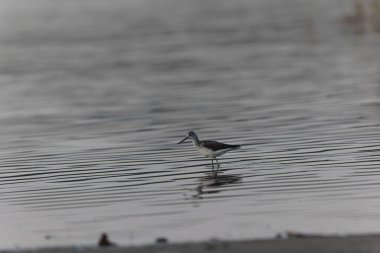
(177, 135, 189, 144)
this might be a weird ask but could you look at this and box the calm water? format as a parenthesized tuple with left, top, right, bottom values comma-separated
(1, 0, 380, 248)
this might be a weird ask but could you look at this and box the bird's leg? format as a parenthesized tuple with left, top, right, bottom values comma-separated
(214, 158, 220, 174)
(215, 157, 220, 167)
(211, 158, 218, 177)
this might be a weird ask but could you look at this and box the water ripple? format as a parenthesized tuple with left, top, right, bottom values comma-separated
(2, 0, 380, 248)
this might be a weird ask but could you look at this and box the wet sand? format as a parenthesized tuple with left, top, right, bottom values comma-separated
(5, 234, 380, 253)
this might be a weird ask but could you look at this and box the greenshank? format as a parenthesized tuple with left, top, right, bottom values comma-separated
(177, 131, 241, 170)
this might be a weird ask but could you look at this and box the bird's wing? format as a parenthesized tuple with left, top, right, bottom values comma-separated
(200, 140, 240, 151)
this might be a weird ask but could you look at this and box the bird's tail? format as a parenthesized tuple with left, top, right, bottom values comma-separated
(231, 144, 241, 149)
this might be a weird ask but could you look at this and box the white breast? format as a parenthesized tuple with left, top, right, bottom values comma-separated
(194, 145, 234, 158)
(195, 145, 213, 158)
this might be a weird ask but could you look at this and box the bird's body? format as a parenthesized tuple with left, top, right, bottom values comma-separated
(194, 140, 240, 158)
(177, 131, 241, 170)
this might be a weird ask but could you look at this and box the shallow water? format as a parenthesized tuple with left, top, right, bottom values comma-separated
(1, 0, 380, 248)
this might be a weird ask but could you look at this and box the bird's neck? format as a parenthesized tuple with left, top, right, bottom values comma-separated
(190, 136, 200, 146)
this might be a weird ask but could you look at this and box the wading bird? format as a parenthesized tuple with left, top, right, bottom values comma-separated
(177, 131, 241, 172)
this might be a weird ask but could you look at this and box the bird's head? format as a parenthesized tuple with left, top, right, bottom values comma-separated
(177, 131, 198, 144)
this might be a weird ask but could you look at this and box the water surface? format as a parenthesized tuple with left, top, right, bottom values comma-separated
(1, 0, 380, 248)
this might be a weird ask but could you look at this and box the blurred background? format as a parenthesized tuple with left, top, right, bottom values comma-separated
(1, 0, 380, 248)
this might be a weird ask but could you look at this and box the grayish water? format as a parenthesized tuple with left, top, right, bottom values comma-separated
(1, 0, 380, 248)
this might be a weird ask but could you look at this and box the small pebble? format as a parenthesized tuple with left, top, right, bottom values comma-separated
(156, 237, 168, 244)
(98, 233, 117, 247)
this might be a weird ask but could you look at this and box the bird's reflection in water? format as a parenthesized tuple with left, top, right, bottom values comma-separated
(191, 170, 241, 200)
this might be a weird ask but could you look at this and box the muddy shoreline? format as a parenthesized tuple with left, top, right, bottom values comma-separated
(3, 234, 380, 253)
